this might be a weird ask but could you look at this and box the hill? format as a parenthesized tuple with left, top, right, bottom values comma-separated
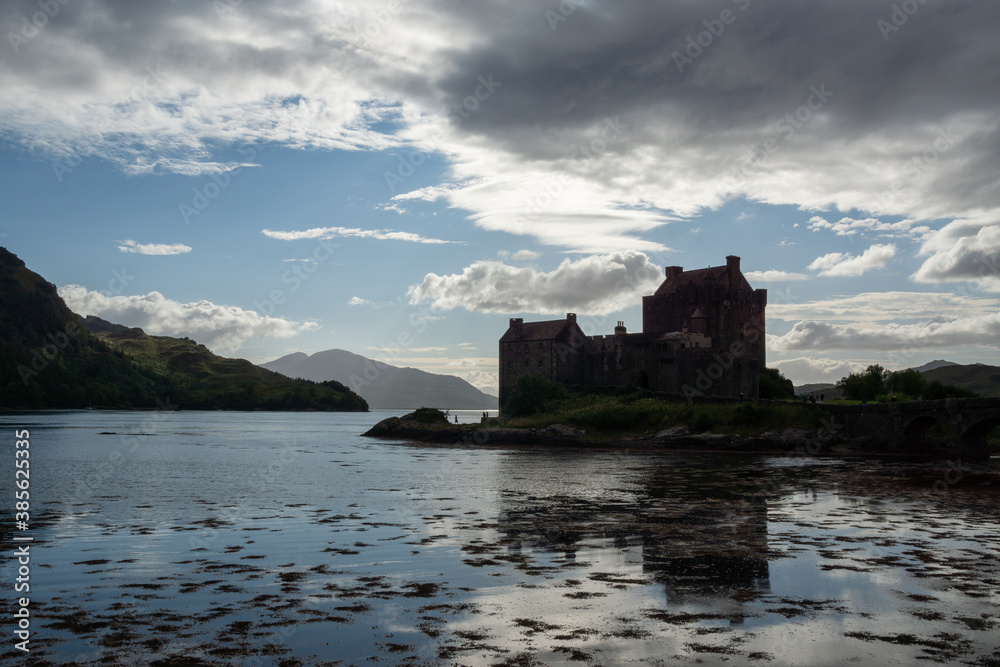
(92, 326, 368, 411)
(0, 247, 367, 411)
(912, 359, 959, 373)
(921, 363, 1000, 398)
(793, 361, 999, 400)
(794, 383, 842, 400)
(262, 348, 498, 409)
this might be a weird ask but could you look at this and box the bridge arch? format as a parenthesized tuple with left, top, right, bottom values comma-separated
(960, 415, 1000, 453)
(902, 414, 950, 450)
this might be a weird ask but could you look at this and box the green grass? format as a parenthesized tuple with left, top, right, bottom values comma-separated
(502, 393, 824, 437)
(97, 329, 368, 411)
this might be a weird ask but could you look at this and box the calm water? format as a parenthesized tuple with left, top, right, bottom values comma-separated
(1, 410, 998, 666)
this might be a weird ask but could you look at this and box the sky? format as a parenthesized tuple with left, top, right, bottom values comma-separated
(1, 0, 999, 393)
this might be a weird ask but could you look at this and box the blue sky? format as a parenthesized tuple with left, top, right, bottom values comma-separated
(2, 0, 999, 392)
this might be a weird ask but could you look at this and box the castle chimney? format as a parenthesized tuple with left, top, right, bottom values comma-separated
(726, 255, 740, 273)
(510, 317, 523, 338)
(614, 321, 627, 335)
(566, 313, 577, 323)
(665, 266, 683, 280)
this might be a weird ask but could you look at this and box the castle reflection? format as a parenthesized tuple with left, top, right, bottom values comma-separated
(492, 449, 776, 603)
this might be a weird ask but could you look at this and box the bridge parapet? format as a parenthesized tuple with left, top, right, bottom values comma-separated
(817, 397, 1000, 458)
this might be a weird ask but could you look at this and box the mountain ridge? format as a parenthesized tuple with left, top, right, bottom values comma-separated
(262, 348, 498, 409)
(0, 247, 367, 411)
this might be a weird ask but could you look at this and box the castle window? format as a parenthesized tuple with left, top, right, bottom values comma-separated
(538, 359, 543, 370)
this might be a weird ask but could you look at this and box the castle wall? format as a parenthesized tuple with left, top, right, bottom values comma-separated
(499, 327, 585, 407)
(498, 257, 767, 410)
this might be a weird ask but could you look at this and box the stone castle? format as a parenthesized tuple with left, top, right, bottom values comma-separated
(499, 255, 767, 410)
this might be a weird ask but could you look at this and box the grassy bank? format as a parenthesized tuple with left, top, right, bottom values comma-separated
(497, 392, 825, 438)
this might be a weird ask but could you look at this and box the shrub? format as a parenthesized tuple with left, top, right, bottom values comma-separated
(692, 412, 714, 432)
(504, 374, 568, 417)
(759, 367, 794, 400)
(409, 407, 450, 424)
(732, 403, 762, 425)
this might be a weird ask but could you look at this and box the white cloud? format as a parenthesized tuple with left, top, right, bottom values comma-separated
(347, 296, 369, 306)
(2, 1, 999, 257)
(767, 313, 1000, 353)
(769, 291, 1000, 324)
(806, 216, 917, 237)
(807, 243, 897, 277)
(498, 249, 540, 260)
(261, 226, 455, 245)
(58, 285, 316, 354)
(744, 270, 808, 282)
(116, 239, 192, 255)
(407, 250, 663, 315)
(912, 215, 1000, 291)
(454, 369, 499, 396)
(770, 357, 865, 385)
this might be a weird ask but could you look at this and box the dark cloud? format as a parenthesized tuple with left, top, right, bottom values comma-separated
(2, 0, 999, 256)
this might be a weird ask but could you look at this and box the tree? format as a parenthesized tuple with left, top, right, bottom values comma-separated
(922, 379, 977, 400)
(504, 374, 568, 417)
(836, 364, 889, 401)
(886, 368, 926, 398)
(758, 367, 794, 400)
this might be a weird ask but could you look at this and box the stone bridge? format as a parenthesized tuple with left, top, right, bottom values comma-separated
(818, 397, 1000, 458)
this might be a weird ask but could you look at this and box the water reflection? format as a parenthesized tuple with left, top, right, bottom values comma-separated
(493, 451, 773, 605)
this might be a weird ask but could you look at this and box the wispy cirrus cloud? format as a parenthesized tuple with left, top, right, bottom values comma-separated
(806, 216, 925, 238)
(261, 226, 456, 245)
(116, 239, 192, 255)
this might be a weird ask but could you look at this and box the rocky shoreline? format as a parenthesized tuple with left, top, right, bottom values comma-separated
(361, 412, 889, 454)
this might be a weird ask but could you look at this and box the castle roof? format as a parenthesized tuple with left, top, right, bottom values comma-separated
(653, 264, 753, 296)
(500, 317, 581, 342)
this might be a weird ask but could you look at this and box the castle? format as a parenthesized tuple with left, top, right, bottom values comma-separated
(498, 255, 767, 410)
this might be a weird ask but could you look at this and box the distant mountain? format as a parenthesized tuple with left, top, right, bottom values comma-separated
(913, 359, 959, 373)
(0, 247, 366, 411)
(921, 363, 1000, 398)
(91, 327, 367, 411)
(793, 383, 841, 399)
(262, 348, 498, 409)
